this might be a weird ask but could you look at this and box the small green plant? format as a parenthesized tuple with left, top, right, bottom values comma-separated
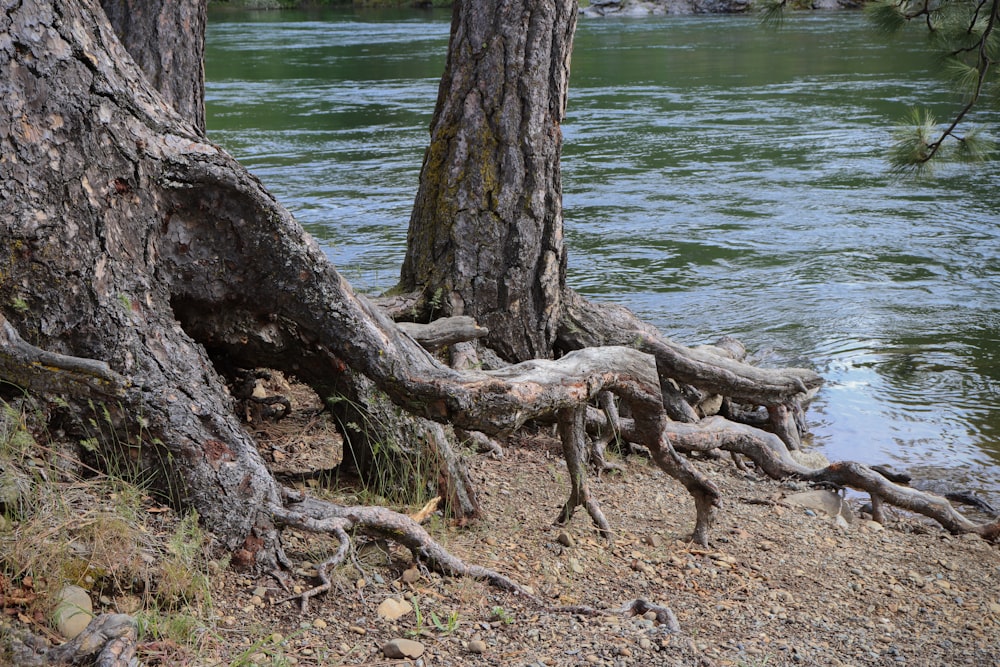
(490, 606, 514, 625)
(10, 297, 28, 313)
(226, 628, 307, 667)
(430, 609, 460, 634)
(427, 287, 444, 321)
(407, 597, 426, 637)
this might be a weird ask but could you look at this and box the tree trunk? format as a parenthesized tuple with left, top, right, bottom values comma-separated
(399, 0, 576, 362)
(1, 0, 284, 561)
(99, 0, 207, 133)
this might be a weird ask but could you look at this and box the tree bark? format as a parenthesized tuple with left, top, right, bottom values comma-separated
(1, 0, 282, 560)
(99, 0, 207, 133)
(398, 0, 576, 362)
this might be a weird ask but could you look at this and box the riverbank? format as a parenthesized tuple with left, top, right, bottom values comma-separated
(3, 388, 998, 666)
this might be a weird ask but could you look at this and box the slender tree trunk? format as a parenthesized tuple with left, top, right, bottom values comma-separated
(399, 0, 576, 362)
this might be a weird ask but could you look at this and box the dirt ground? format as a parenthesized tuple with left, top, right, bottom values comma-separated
(205, 388, 1000, 667)
(4, 376, 997, 667)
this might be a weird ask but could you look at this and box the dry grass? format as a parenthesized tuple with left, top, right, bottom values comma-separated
(0, 398, 219, 664)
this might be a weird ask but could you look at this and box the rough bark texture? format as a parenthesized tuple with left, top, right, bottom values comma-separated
(99, 0, 207, 132)
(399, 0, 576, 362)
(1, 0, 281, 559)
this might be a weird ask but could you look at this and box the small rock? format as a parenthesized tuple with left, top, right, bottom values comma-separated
(864, 520, 884, 532)
(401, 567, 421, 584)
(569, 557, 584, 574)
(349, 625, 367, 635)
(642, 534, 662, 547)
(383, 637, 425, 659)
(53, 585, 93, 640)
(786, 490, 855, 524)
(468, 639, 487, 654)
(377, 597, 413, 621)
(557, 531, 576, 548)
(312, 618, 327, 629)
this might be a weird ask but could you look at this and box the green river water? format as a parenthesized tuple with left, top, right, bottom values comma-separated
(205, 8, 1000, 506)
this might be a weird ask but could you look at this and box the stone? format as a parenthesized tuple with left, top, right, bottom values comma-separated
(53, 585, 93, 639)
(383, 637, 425, 659)
(785, 490, 855, 524)
(401, 566, 421, 584)
(312, 618, 327, 629)
(642, 534, 662, 548)
(377, 597, 413, 621)
(468, 639, 487, 653)
(557, 531, 576, 548)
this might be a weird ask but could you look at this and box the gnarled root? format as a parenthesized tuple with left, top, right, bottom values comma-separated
(11, 613, 138, 667)
(664, 417, 1000, 541)
(271, 487, 536, 612)
(555, 404, 612, 535)
(270, 487, 687, 630)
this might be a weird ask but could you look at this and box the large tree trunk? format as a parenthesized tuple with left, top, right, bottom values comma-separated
(1, 0, 281, 560)
(398, 0, 576, 362)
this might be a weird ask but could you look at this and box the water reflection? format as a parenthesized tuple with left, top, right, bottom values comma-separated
(205, 9, 1000, 505)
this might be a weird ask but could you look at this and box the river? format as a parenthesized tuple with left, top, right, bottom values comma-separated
(204, 8, 1000, 507)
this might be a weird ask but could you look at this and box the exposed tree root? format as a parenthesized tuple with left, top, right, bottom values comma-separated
(556, 404, 612, 535)
(0, 315, 127, 400)
(10, 613, 138, 667)
(662, 417, 1000, 541)
(269, 487, 683, 629)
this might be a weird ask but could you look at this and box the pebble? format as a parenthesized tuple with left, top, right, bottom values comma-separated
(383, 637, 425, 659)
(468, 639, 487, 654)
(312, 618, 327, 630)
(557, 531, 576, 548)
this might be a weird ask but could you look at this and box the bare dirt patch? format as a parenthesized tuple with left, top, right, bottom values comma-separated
(207, 389, 1000, 667)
